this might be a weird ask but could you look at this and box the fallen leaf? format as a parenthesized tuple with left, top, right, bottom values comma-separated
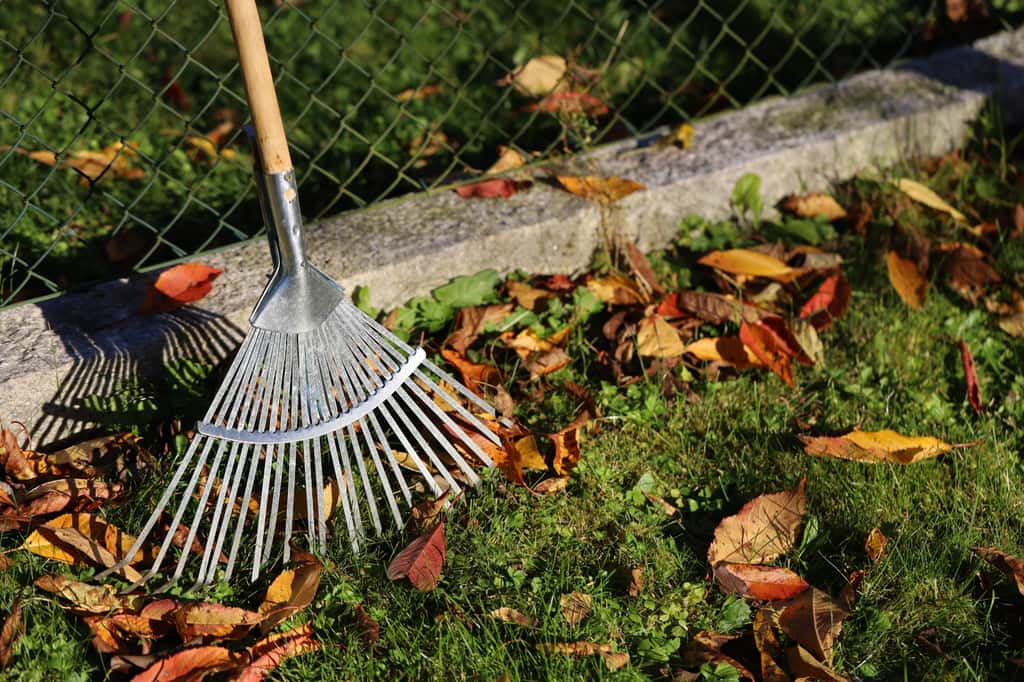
(886, 252, 927, 309)
(627, 567, 645, 597)
(684, 337, 762, 370)
(453, 178, 529, 199)
(174, 603, 263, 642)
(785, 645, 849, 682)
(839, 570, 866, 611)
(752, 608, 790, 682)
(586, 274, 647, 305)
(958, 340, 983, 414)
(643, 492, 678, 516)
(560, 592, 592, 627)
(972, 546, 1024, 596)
(505, 281, 551, 311)
(387, 522, 446, 591)
(489, 607, 535, 627)
(31, 527, 143, 582)
(698, 250, 803, 283)
(740, 318, 812, 388)
(680, 632, 757, 681)
(533, 477, 569, 496)
(258, 557, 322, 633)
(713, 562, 810, 601)
(440, 348, 501, 396)
(636, 315, 686, 358)
(396, 84, 443, 101)
(526, 348, 571, 379)
(675, 291, 766, 325)
(865, 527, 887, 563)
(624, 241, 664, 297)
(7, 142, 144, 185)
(133, 645, 243, 682)
(790, 318, 824, 366)
(707, 478, 806, 565)
(942, 246, 1001, 303)
(549, 412, 587, 476)
(0, 429, 36, 481)
(781, 193, 847, 221)
(800, 429, 957, 464)
(528, 91, 609, 117)
(601, 651, 631, 672)
(34, 575, 141, 614)
(999, 312, 1024, 337)
(0, 601, 22, 669)
(445, 304, 513, 353)
(1015, 203, 1024, 238)
(896, 178, 967, 223)
(778, 588, 850, 664)
(655, 122, 696, 149)
(502, 55, 567, 97)
(23, 513, 156, 567)
(486, 146, 528, 175)
(554, 176, 645, 204)
(141, 263, 223, 314)
(799, 273, 851, 330)
(235, 623, 319, 682)
(21, 478, 123, 517)
(353, 604, 380, 647)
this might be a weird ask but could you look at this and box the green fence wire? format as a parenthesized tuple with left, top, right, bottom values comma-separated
(1, 0, 1020, 307)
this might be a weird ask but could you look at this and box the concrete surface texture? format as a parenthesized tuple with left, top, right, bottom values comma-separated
(2, 28, 1023, 445)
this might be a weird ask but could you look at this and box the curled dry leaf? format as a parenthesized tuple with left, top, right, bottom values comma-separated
(35, 575, 141, 614)
(698, 249, 803, 283)
(785, 645, 849, 682)
(707, 477, 806, 566)
(799, 273, 851, 331)
(942, 245, 1001, 304)
(133, 645, 243, 682)
(959, 340, 983, 414)
(886, 252, 928, 310)
(386, 522, 446, 591)
(675, 291, 766, 325)
(865, 527, 887, 564)
(506, 281, 551, 311)
(684, 337, 762, 370)
(526, 347, 571, 379)
(895, 178, 967, 223)
(740, 318, 810, 388)
(972, 546, 1024, 596)
(752, 608, 790, 682)
(440, 348, 501, 397)
(501, 55, 567, 97)
(7, 141, 144, 185)
(32, 527, 143, 582)
(258, 555, 322, 633)
(0, 600, 23, 669)
(489, 607, 535, 627)
(21, 478, 123, 516)
(396, 83, 443, 101)
(713, 562, 810, 601)
(538, 640, 627, 670)
(627, 566, 645, 597)
(636, 315, 686, 358)
(559, 592, 592, 627)
(235, 623, 319, 682)
(586, 274, 647, 306)
(781, 192, 847, 221)
(778, 587, 849, 664)
(800, 429, 959, 464)
(141, 263, 223, 314)
(643, 492, 678, 516)
(174, 603, 263, 642)
(353, 604, 380, 647)
(532, 477, 569, 496)
(554, 176, 645, 204)
(549, 412, 587, 476)
(22, 513, 157, 567)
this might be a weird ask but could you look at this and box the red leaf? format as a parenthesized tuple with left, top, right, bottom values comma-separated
(0, 600, 23, 669)
(521, 91, 609, 117)
(959, 339, 983, 414)
(713, 562, 810, 600)
(141, 263, 223, 314)
(799, 273, 851, 330)
(386, 522, 446, 591)
(453, 178, 527, 199)
(440, 348, 501, 397)
(161, 72, 192, 112)
(132, 645, 242, 681)
(739, 317, 811, 388)
(235, 624, 319, 682)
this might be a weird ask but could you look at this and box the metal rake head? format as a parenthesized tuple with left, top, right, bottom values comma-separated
(106, 299, 499, 589)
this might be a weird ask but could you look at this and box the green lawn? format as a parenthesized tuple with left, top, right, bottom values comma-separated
(3, 111, 1024, 681)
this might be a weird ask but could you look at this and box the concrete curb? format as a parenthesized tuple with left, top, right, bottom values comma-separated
(2, 29, 1023, 445)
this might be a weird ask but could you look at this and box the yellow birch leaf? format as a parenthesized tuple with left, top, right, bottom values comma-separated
(896, 178, 967, 222)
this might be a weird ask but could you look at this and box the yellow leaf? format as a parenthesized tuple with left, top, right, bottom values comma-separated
(781, 192, 847, 221)
(34, 575, 141, 614)
(684, 336, 762, 369)
(489, 607, 535, 627)
(801, 429, 955, 464)
(22, 513, 155, 567)
(636, 315, 685, 358)
(555, 176, 645, 204)
(259, 557, 322, 633)
(505, 280, 551, 310)
(503, 55, 567, 97)
(896, 178, 967, 223)
(698, 249, 803, 282)
(486, 146, 528, 175)
(886, 252, 927, 309)
(585, 274, 647, 305)
(512, 435, 549, 471)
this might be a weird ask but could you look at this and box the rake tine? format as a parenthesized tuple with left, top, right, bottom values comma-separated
(357, 416, 404, 529)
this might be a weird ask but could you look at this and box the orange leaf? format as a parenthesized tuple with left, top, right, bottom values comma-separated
(865, 527, 887, 563)
(973, 546, 1024, 596)
(713, 562, 810, 600)
(453, 178, 528, 199)
(740, 320, 799, 387)
(886, 251, 927, 309)
(559, 592, 592, 627)
(549, 413, 587, 476)
(707, 478, 806, 565)
(0, 600, 23, 669)
(236, 624, 319, 682)
(142, 263, 223, 314)
(258, 556, 322, 633)
(22, 513, 156, 567)
(799, 273, 851, 330)
(778, 588, 849, 664)
(133, 645, 243, 682)
(527, 91, 609, 117)
(781, 193, 847, 221)
(173, 603, 263, 642)
(586, 274, 647, 305)
(31, 527, 143, 582)
(684, 336, 762, 370)
(554, 176, 644, 204)
(959, 339, 983, 414)
(698, 249, 803, 283)
(386, 522, 446, 591)
(440, 348, 501, 397)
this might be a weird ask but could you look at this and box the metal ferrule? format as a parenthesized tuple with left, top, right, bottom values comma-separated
(248, 169, 345, 334)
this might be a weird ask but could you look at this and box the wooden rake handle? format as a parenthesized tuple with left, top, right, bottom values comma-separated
(225, 0, 292, 174)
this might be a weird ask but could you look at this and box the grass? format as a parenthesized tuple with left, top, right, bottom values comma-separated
(2, 0, 1021, 304)
(4, 112, 1024, 681)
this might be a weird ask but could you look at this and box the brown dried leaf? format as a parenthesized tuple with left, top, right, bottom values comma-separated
(23, 513, 156, 567)
(675, 291, 766, 325)
(35, 575, 141, 614)
(785, 645, 849, 682)
(489, 607, 535, 627)
(440, 348, 501, 396)
(680, 632, 757, 681)
(636, 315, 686, 358)
(800, 429, 957, 464)
(865, 527, 887, 564)
(502, 55, 567, 97)
(31, 527, 143, 582)
(0, 601, 23, 669)
(886, 251, 928, 309)
(959, 339, 983, 414)
(560, 592, 592, 627)
(526, 347, 571, 379)
(386, 522, 446, 591)
(258, 556, 322, 633)
(445, 304, 513, 354)
(707, 477, 806, 565)
(781, 193, 847, 221)
(506, 281, 552, 311)
(643, 492, 678, 516)
(753, 608, 791, 682)
(235, 623, 319, 682)
(972, 546, 1024, 596)
(133, 645, 243, 682)
(627, 567, 645, 597)
(532, 477, 569, 496)
(554, 176, 645, 204)
(943, 246, 1001, 304)
(713, 562, 810, 601)
(174, 603, 263, 642)
(353, 604, 380, 647)
(778, 588, 849, 664)
(586, 274, 647, 306)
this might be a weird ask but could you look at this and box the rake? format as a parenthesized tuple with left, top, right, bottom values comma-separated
(100, 0, 498, 589)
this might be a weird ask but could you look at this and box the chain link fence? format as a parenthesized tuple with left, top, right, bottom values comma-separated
(1, 0, 1020, 307)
